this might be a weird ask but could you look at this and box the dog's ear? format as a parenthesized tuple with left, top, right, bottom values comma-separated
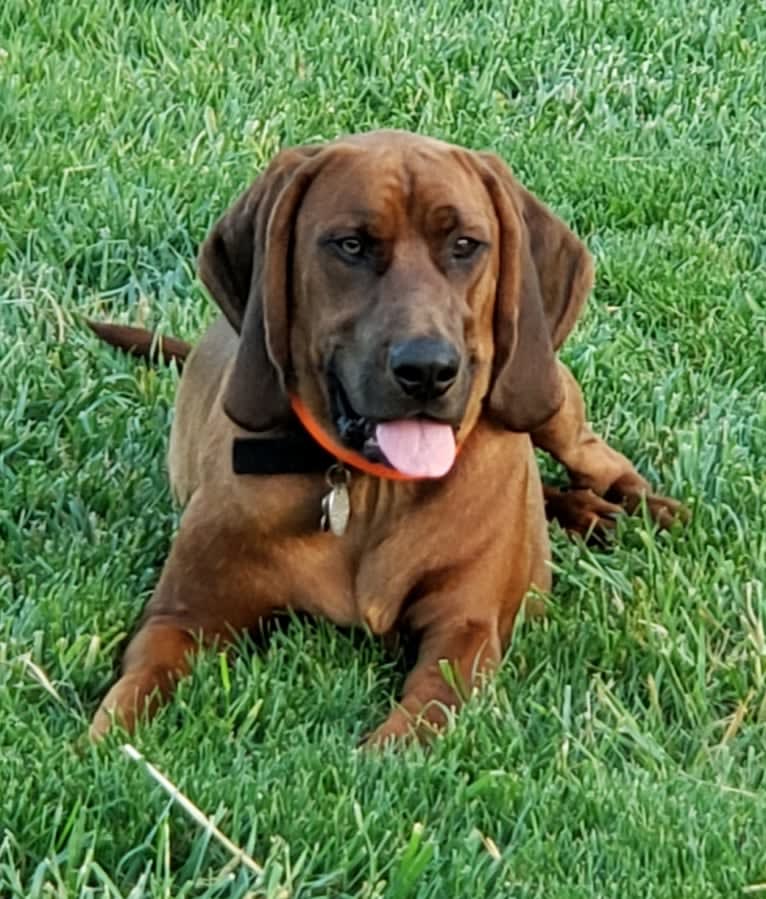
(198, 145, 323, 431)
(476, 152, 594, 432)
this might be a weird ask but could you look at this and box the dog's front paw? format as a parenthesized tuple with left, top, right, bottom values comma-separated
(544, 486, 623, 540)
(605, 473, 689, 529)
(360, 706, 443, 749)
(89, 672, 159, 742)
(361, 714, 413, 749)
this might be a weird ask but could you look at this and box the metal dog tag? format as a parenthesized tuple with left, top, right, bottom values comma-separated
(320, 464, 351, 536)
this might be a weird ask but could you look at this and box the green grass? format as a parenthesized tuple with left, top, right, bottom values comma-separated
(2, 0, 765, 896)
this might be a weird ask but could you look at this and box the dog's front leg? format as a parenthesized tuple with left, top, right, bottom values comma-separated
(533, 361, 685, 531)
(89, 617, 199, 739)
(90, 494, 277, 740)
(363, 613, 502, 746)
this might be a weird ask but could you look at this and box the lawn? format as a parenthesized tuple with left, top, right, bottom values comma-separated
(2, 0, 765, 896)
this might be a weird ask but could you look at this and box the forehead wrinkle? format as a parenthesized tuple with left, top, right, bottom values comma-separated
(404, 150, 492, 236)
(308, 143, 491, 240)
(303, 152, 410, 237)
(426, 205, 489, 239)
(378, 163, 409, 233)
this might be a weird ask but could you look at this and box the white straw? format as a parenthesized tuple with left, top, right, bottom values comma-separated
(121, 743, 264, 878)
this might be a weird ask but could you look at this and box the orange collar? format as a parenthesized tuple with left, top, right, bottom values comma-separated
(290, 395, 460, 481)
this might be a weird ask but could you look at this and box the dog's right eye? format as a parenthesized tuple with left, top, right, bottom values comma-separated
(335, 236, 364, 259)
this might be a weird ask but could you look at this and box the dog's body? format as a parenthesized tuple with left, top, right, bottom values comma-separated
(91, 131, 681, 743)
(171, 316, 551, 628)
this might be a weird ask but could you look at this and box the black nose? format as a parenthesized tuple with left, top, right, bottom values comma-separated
(388, 338, 461, 400)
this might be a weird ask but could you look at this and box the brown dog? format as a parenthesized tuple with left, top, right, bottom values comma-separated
(90, 130, 681, 744)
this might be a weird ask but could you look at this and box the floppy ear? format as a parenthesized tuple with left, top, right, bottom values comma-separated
(198, 144, 323, 431)
(477, 152, 594, 432)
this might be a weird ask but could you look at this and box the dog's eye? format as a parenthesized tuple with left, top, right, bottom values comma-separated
(336, 236, 364, 258)
(452, 236, 481, 260)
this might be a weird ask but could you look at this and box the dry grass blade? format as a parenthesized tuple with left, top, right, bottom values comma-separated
(121, 744, 265, 881)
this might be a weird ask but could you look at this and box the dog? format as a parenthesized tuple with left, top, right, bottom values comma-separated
(89, 129, 682, 745)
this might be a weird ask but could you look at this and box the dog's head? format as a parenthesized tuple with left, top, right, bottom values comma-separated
(199, 130, 593, 478)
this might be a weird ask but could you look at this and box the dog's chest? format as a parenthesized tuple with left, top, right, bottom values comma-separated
(238, 474, 422, 628)
(234, 432, 538, 633)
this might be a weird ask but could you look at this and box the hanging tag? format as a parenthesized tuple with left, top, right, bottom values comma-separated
(320, 464, 351, 536)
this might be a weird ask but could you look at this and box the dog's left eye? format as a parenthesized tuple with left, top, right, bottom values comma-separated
(452, 237, 482, 260)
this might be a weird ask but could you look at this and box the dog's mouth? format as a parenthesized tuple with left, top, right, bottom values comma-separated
(328, 372, 457, 478)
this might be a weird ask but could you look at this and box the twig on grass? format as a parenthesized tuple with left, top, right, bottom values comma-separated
(121, 744, 265, 880)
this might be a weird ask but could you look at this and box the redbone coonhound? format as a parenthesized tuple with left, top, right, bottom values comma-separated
(89, 130, 682, 745)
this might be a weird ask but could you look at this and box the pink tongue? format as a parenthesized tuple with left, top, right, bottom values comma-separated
(375, 420, 456, 478)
